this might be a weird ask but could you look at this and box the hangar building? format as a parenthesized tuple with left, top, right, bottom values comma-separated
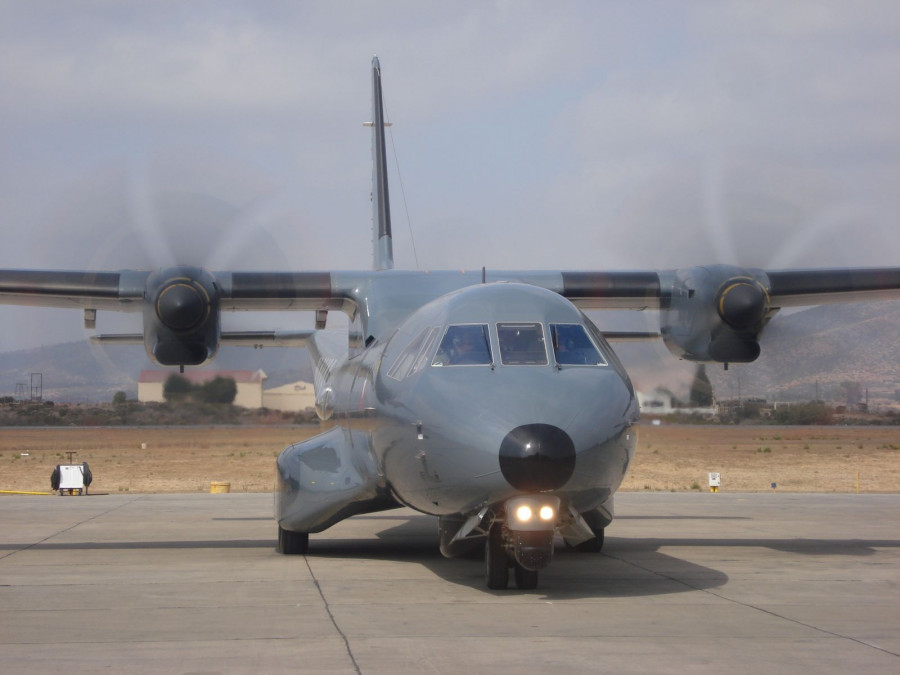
(138, 370, 315, 412)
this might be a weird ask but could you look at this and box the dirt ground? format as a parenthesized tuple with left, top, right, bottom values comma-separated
(621, 424, 900, 493)
(1, 424, 898, 495)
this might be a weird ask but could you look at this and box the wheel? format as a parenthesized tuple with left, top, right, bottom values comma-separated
(514, 563, 539, 590)
(574, 527, 604, 553)
(277, 526, 309, 554)
(485, 523, 509, 589)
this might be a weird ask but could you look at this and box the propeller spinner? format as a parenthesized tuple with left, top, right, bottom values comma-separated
(143, 267, 221, 367)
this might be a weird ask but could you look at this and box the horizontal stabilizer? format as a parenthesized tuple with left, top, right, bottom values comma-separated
(217, 330, 314, 347)
(91, 334, 143, 345)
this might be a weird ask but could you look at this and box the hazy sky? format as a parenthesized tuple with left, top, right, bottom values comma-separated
(1, 1, 899, 352)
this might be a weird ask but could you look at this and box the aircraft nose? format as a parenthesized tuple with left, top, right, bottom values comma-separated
(499, 424, 576, 492)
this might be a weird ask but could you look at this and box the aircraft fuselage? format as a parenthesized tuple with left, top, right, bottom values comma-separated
(276, 282, 639, 570)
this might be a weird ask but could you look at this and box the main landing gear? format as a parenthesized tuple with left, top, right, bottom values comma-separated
(277, 526, 309, 554)
(571, 527, 604, 552)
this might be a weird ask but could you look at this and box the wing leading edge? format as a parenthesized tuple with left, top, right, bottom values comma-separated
(3, 266, 897, 312)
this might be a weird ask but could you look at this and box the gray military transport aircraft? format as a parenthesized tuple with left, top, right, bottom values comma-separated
(2, 58, 899, 589)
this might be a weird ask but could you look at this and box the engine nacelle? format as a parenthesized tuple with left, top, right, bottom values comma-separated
(660, 265, 771, 363)
(142, 267, 221, 366)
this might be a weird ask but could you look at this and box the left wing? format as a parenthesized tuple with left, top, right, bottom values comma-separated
(557, 265, 900, 363)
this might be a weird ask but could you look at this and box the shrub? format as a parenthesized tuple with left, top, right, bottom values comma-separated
(774, 401, 833, 425)
(197, 377, 237, 404)
(163, 375, 193, 401)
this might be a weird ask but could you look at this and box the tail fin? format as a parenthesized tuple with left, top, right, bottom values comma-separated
(370, 56, 393, 271)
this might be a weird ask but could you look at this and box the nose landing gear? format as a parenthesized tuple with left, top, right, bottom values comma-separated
(486, 522, 545, 590)
(484, 497, 558, 590)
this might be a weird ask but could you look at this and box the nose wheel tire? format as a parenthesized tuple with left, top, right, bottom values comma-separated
(277, 526, 309, 554)
(485, 523, 509, 589)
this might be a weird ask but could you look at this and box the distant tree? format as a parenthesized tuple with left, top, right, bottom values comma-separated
(197, 377, 237, 404)
(738, 400, 762, 420)
(112, 391, 127, 405)
(163, 374, 193, 401)
(838, 381, 862, 406)
(689, 364, 713, 407)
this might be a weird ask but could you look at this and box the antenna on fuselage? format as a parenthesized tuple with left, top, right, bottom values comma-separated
(366, 55, 393, 271)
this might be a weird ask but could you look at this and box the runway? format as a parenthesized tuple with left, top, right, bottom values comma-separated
(1, 492, 898, 674)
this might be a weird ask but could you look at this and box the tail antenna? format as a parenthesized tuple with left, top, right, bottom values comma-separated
(370, 56, 393, 271)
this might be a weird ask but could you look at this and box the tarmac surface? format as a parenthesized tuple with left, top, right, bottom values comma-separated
(1, 492, 899, 674)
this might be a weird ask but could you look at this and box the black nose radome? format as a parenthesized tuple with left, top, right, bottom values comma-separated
(499, 424, 576, 492)
(157, 282, 208, 331)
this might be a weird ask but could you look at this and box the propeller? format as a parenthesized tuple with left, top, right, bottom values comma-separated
(77, 166, 298, 372)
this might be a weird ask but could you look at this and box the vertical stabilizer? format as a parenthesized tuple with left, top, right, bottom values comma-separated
(371, 56, 394, 271)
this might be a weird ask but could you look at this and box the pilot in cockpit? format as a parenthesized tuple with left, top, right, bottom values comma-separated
(451, 331, 482, 365)
(433, 325, 491, 366)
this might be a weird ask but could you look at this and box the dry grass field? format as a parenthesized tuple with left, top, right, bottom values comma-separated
(1, 424, 898, 495)
(622, 424, 900, 493)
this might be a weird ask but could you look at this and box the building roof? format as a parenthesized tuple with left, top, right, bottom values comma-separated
(138, 369, 267, 384)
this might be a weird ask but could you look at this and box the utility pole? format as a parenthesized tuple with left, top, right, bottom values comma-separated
(30, 373, 42, 402)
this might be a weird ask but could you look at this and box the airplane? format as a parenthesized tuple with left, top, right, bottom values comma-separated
(1, 57, 899, 589)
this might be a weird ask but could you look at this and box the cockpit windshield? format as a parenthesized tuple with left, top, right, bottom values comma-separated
(432, 324, 492, 366)
(497, 323, 548, 365)
(550, 324, 607, 366)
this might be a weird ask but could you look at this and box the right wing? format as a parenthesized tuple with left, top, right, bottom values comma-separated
(0, 267, 345, 366)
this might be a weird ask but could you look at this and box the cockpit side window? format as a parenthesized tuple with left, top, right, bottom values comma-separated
(550, 324, 608, 366)
(387, 325, 441, 381)
(432, 324, 492, 366)
(497, 323, 548, 365)
(410, 326, 442, 375)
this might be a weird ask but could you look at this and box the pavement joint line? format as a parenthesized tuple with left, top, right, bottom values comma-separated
(0, 494, 147, 562)
(304, 555, 362, 675)
(0, 636, 345, 646)
(603, 549, 900, 659)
